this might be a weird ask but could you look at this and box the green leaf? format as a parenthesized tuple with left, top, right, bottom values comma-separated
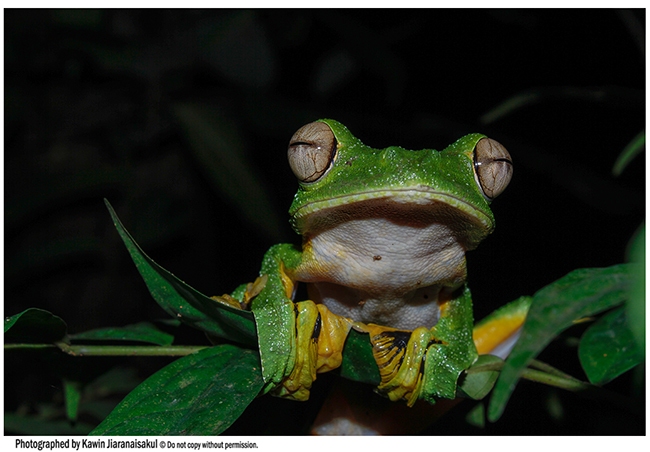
(4, 308, 67, 343)
(458, 354, 502, 401)
(105, 199, 257, 347)
(625, 225, 645, 354)
(480, 90, 541, 124)
(578, 307, 644, 385)
(91, 345, 263, 435)
(613, 130, 644, 176)
(64, 379, 82, 422)
(339, 328, 380, 385)
(488, 264, 636, 422)
(70, 322, 175, 346)
(465, 402, 486, 428)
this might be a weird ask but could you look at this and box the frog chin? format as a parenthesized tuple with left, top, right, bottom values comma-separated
(294, 214, 469, 295)
(306, 282, 459, 330)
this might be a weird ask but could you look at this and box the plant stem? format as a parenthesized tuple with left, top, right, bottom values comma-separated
(465, 360, 503, 374)
(520, 367, 590, 391)
(521, 367, 642, 415)
(467, 358, 588, 390)
(529, 359, 581, 381)
(4, 343, 55, 350)
(5, 342, 208, 357)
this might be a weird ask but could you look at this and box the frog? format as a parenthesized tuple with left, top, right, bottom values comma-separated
(217, 119, 513, 406)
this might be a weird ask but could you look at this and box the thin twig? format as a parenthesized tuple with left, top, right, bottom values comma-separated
(5, 342, 208, 357)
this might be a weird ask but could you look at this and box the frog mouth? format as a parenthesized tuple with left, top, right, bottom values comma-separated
(292, 188, 493, 231)
(290, 188, 495, 253)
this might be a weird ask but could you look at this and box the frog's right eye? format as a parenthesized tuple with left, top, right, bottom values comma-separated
(288, 121, 337, 183)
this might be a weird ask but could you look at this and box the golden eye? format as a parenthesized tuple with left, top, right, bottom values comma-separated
(288, 122, 337, 183)
(473, 138, 513, 200)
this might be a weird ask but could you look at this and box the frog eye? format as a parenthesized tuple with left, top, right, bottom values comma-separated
(473, 138, 513, 200)
(288, 122, 337, 183)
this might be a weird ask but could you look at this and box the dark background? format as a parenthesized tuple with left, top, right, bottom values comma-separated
(4, 9, 644, 434)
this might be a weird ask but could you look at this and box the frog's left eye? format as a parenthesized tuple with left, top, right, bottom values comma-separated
(288, 122, 337, 183)
(473, 138, 513, 200)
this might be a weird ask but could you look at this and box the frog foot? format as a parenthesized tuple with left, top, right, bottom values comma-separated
(239, 275, 268, 309)
(211, 275, 268, 310)
(210, 293, 241, 309)
(273, 302, 353, 401)
(357, 324, 438, 406)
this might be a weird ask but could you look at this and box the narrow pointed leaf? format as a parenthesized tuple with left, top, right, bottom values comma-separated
(63, 379, 82, 422)
(612, 130, 644, 176)
(105, 199, 256, 346)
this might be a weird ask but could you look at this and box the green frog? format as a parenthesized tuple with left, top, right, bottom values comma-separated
(219, 119, 512, 406)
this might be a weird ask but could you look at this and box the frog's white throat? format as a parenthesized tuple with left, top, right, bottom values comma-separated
(293, 200, 473, 329)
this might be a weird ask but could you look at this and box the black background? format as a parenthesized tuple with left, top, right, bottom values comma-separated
(4, 9, 645, 434)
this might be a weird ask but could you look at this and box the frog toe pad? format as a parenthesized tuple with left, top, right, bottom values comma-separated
(273, 302, 352, 401)
(364, 325, 435, 406)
